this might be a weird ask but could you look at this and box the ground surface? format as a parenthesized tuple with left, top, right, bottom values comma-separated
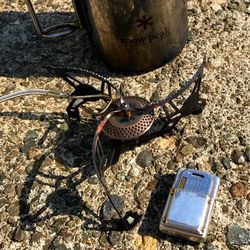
(0, 0, 249, 250)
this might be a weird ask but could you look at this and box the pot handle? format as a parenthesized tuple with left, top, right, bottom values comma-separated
(25, 0, 80, 38)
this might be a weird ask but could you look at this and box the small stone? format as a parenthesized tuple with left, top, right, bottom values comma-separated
(211, 161, 223, 173)
(146, 179, 158, 191)
(134, 235, 158, 250)
(230, 183, 249, 198)
(167, 160, 177, 170)
(157, 136, 176, 149)
(222, 204, 229, 214)
(187, 162, 196, 169)
(212, 3, 223, 13)
(24, 130, 38, 142)
(224, 134, 238, 143)
(219, 139, 228, 151)
(231, 150, 245, 165)
(128, 166, 141, 177)
(245, 147, 250, 162)
(3, 184, 16, 195)
(186, 136, 207, 148)
(108, 231, 122, 246)
(14, 226, 26, 242)
(238, 136, 247, 146)
(236, 199, 248, 213)
(99, 233, 110, 248)
(136, 149, 153, 168)
(116, 172, 126, 181)
(180, 144, 194, 156)
(20, 140, 36, 154)
(221, 157, 232, 170)
(227, 224, 250, 246)
(102, 195, 124, 220)
(31, 231, 43, 244)
(6, 201, 19, 216)
(52, 218, 68, 233)
(0, 173, 5, 185)
(88, 175, 99, 185)
(126, 216, 135, 225)
(0, 198, 8, 208)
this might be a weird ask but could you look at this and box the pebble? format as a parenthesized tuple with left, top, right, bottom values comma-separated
(99, 233, 110, 248)
(20, 140, 36, 154)
(13, 226, 26, 242)
(146, 179, 158, 191)
(212, 3, 223, 13)
(0, 173, 5, 185)
(30, 231, 43, 244)
(88, 175, 99, 185)
(24, 130, 38, 142)
(231, 150, 245, 165)
(6, 201, 19, 216)
(102, 195, 124, 220)
(185, 136, 207, 148)
(3, 184, 16, 195)
(136, 149, 153, 168)
(238, 136, 247, 146)
(219, 139, 228, 152)
(180, 144, 194, 156)
(230, 182, 249, 198)
(211, 161, 223, 173)
(0, 198, 8, 208)
(224, 134, 238, 143)
(187, 162, 196, 169)
(128, 166, 141, 177)
(108, 231, 122, 246)
(116, 172, 126, 181)
(227, 224, 250, 246)
(221, 157, 232, 170)
(245, 147, 250, 162)
(236, 199, 248, 213)
(167, 160, 177, 170)
(134, 235, 158, 250)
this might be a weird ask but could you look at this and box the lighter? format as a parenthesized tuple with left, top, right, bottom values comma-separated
(159, 168, 220, 242)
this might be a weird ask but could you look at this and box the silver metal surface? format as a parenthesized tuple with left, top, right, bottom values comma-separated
(25, 0, 188, 71)
(159, 169, 220, 242)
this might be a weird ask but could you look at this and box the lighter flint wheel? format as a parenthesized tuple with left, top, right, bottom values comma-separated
(103, 96, 154, 141)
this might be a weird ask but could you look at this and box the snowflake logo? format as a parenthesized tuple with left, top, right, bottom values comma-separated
(137, 15, 153, 30)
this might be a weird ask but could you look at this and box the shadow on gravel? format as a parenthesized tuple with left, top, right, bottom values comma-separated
(138, 174, 199, 247)
(0, 110, 133, 234)
(0, 11, 140, 78)
(0, 111, 102, 230)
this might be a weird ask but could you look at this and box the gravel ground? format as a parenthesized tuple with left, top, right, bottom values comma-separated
(0, 0, 249, 250)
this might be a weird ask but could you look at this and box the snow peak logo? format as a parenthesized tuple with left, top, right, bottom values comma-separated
(120, 27, 170, 46)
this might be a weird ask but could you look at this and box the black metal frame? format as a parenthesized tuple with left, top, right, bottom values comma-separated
(49, 58, 206, 230)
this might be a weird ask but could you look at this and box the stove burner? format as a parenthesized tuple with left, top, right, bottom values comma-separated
(0, 58, 206, 232)
(103, 96, 154, 141)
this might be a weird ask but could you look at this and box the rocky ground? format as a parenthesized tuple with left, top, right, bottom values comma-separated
(0, 0, 249, 249)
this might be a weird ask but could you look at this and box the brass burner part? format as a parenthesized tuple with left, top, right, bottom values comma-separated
(103, 96, 154, 141)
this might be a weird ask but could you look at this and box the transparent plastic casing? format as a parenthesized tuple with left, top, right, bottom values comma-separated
(159, 168, 220, 242)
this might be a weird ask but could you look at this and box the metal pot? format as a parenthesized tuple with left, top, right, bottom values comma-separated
(25, 0, 188, 72)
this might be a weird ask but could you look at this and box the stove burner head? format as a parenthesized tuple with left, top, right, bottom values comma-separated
(103, 96, 154, 141)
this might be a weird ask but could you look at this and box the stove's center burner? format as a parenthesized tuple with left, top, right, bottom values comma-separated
(103, 96, 154, 141)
